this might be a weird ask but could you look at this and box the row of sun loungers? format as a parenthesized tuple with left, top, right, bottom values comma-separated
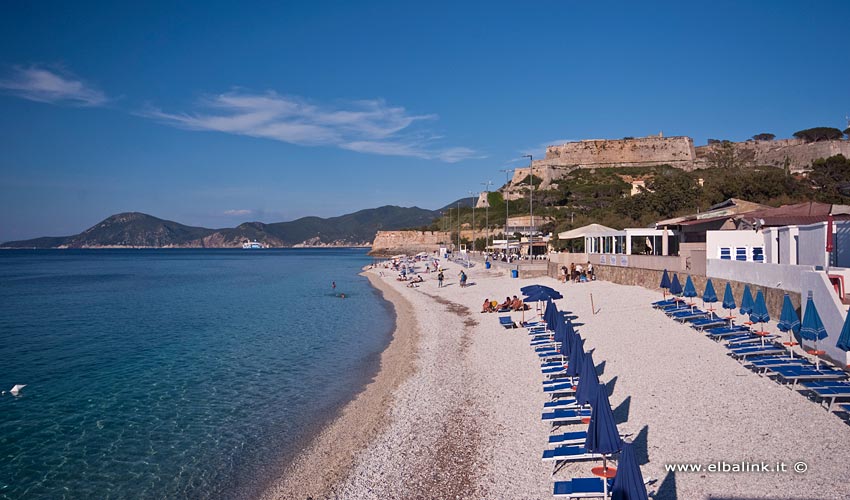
(652, 296, 850, 419)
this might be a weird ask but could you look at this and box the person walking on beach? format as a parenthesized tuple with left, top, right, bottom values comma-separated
(437, 271, 444, 287)
(459, 270, 467, 288)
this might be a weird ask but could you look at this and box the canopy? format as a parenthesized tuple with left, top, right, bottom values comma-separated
(575, 351, 600, 407)
(521, 284, 556, 294)
(702, 279, 718, 304)
(610, 442, 649, 500)
(669, 274, 683, 296)
(739, 285, 754, 315)
(722, 283, 736, 310)
(526, 288, 563, 302)
(778, 294, 801, 334)
(558, 223, 616, 240)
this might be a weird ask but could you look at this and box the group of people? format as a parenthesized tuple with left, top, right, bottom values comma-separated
(561, 261, 594, 283)
(481, 295, 527, 313)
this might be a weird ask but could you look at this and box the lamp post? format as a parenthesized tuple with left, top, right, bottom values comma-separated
(457, 201, 461, 257)
(522, 154, 533, 257)
(481, 180, 492, 251)
(468, 190, 476, 252)
(499, 168, 513, 254)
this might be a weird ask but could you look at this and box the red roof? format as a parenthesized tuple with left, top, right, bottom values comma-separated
(735, 202, 848, 226)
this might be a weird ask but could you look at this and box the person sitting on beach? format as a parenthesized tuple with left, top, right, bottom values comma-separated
(499, 297, 512, 310)
(481, 298, 494, 313)
(510, 295, 524, 311)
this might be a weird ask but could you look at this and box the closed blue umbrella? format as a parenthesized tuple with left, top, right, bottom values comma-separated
(722, 283, 736, 323)
(544, 299, 557, 329)
(836, 310, 850, 356)
(585, 383, 623, 497)
(683, 275, 697, 307)
(611, 442, 649, 500)
(575, 351, 599, 407)
(660, 269, 671, 298)
(566, 336, 584, 379)
(702, 279, 718, 311)
(739, 285, 754, 316)
(562, 320, 576, 358)
(778, 293, 801, 358)
(750, 290, 770, 345)
(800, 292, 829, 369)
(669, 274, 683, 297)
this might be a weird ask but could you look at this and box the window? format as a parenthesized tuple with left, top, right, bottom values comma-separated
(752, 247, 764, 262)
(735, 247, 747, 261)
(720, 247, 731, 260)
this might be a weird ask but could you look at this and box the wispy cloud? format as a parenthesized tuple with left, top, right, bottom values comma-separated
(519, 138, 577, 159)
(0, 65, 109, 106)
(144, 90, 482, 162)
(223, 209, 252, 216)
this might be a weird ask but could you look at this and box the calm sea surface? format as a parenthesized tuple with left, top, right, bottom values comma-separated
(0, 249, 393, 499)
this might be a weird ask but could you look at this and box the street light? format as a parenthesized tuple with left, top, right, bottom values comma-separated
(468, 190, 476, 252)
(522, 154, 533, 257)
(457, 201, 461, 257)
(481, 180, 493, 251)
(499, 168, 513, 253)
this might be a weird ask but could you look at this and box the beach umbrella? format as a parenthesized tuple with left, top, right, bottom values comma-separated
(722, 283, 736, 324)
(739, 285, 754, 316)
(683, 275, 698, 307)
(702, 279, 718, 311)
(565, 336, 585, 380)
(610, 442, 649, 500)
(544, 299, 557, 329)
(669, 274, 683, 298)
(837, 311, 850, 356)
(800, 292, 829, 369)
(575, 351, 600, 408)
(749, 290, 771, 345)
(778, 293, 801, 358)
(521, 284, 556, 294)
(659, 269, 671, 298)
(585, 384, 623, 498)
(525, 288, 563, 301)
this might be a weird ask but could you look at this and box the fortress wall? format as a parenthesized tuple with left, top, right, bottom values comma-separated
(543, 136, 696, 167)
(369, 230, 451, 256)
(694, 139, 850, 171)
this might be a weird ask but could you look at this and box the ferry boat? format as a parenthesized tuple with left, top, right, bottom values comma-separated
(242, 240, 264, 249)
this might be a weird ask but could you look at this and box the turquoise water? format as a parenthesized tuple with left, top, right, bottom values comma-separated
(0, 249, 393, 499)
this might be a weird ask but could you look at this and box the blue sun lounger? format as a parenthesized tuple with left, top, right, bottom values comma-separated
(767, 365, 848, 388)
(728, 345, 786, 359)
(553, 477, 614, 499)
(802, 384, 850, 410)
(542, 408, 592, 422)
(542, 444, 603, 464)
(747, 357, 811, 373)
(706, 325, 750, 338)
(544, 398, 579, 409)
(499, 316, 516, 329)
(548, 430, 588, 446)
(690, 315, 728, 330)
(543, 382, 576, 397)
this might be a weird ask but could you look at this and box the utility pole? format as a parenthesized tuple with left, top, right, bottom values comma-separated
(468, 190, 476, 252)
(481, 180, 493, 251)
(499, 169, 513, 253)
(457, 201, 461, 256)
(522, 154, 533, 257)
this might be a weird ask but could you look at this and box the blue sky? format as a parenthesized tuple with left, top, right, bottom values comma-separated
(1, 0, 848, 241)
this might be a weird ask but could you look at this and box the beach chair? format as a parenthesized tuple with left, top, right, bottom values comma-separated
(726, 334, 777, 347)
(690, 316, 728, 330)
(728, 345, 786, 359)
(767, 365, 848, 388)
(705, 325, 750, 337)
(499, 316, 516, 329)
(544, 398, 580, 409)
(542, 444, 603, 464)
(800, 383, 850, 410)
(651, 298, 678, 308)
(839, 404, 850, 415)
(552, 478, 614, 499)
(670, 309, 709, 322)
(543, 382, 577, 397)
(541, 408, 592, 427)
(746, 356, 811, 373)
(548, 430, 588, 446)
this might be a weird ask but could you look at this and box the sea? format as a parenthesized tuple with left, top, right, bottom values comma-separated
(0, 248, 394, 499)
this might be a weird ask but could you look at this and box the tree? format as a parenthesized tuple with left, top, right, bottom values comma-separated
(809, 155, 850, 202)
(752, 133, 775, 141)
(704, 140, 756, 169)
(793, 127, 844, 142)
(844, 127, 850, 139)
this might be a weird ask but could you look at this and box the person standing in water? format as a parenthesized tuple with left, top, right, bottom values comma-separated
(332, 281, 336, 289)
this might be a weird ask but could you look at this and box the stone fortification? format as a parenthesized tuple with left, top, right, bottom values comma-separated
(369, 230, 452, 256)
(695, 139, 850, 172)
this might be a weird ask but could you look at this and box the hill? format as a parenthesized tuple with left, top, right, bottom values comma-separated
(1, 206, 440, 248)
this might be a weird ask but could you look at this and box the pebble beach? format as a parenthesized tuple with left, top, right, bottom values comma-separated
(263, 259, 850, 500)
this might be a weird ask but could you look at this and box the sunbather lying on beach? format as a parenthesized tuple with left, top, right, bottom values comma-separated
(511, 295, 527, 311)
(499, 297, 512, 310)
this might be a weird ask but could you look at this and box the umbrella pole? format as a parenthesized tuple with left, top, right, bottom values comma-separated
(602, 456, 609, 498)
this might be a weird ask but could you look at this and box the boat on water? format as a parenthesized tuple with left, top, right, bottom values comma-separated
(242, 240, 265, 249)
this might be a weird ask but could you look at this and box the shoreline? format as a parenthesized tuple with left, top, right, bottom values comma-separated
(260, 271, 419, 499)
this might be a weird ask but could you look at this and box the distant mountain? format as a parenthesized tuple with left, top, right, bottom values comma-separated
(1, 206, 440, 249)
(437, 197, 477, 213)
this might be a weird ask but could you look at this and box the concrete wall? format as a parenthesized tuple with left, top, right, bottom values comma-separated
(370, 230, 452, 256)
(706, 259, 815, 294)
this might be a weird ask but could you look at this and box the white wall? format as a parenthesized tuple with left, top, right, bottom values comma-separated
(798, 222, 827, 268)
(706, 259, 814, 294)
(706, 230, 766, 261)
(835, 221, 850, 268)
(801, 271, 850, 366)
(776, 226, 799, 265)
